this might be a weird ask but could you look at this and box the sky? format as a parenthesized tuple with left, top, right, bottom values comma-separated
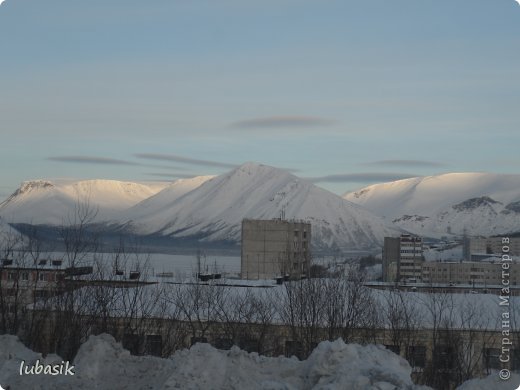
(0, 0, 519, 199)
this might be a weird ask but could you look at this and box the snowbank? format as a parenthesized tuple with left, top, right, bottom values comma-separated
(456, 372, 520, 390)
(0, 334, 432, 390)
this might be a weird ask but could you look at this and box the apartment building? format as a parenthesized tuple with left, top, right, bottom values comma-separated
(241, 219, 311, 280)
(382, 235, 424, 282)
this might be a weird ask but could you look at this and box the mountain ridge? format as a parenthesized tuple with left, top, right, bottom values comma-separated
(344, 172, 520, 237)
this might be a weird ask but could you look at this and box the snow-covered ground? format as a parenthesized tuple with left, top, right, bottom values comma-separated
(2, 333, 517, 389)
(0, 333, 432, 390)
(456, 372, 520, 390)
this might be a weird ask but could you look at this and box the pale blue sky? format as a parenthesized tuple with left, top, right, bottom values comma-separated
(1, 0, 519, 198)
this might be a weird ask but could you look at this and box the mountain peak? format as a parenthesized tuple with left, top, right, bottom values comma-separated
(16, 180, 55, 195)
(123, 163, 395, 250)
(230, 162, 294, 179)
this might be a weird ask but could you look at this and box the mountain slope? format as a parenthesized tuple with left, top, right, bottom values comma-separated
(122, 175, 215, 221)
(123, 163, 398, 250)
(344, 173, 520, 237)
(0, 179, 167, 225)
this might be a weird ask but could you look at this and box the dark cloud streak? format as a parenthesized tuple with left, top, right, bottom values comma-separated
(144, 172, 204, 179)
(362, 159, 444, 168)
(48, 156, 139, 166)
(135, 153, 237, 169)
(230, 116, 336, 129)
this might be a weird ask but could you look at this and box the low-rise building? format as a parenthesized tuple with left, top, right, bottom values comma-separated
(422, 260, 520, 286)
(463, 236, 520, 261)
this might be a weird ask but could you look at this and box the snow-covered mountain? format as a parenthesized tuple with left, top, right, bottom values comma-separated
(344, 173, 520, 237)
(0, 179, 167, 225)
(122, 175, 215, 221)
(122, 163, 398, 251)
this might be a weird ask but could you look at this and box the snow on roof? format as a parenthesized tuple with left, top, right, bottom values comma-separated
(32, 278, 519, 331)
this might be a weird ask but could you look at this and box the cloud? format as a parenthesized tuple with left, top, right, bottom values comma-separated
(48, 156, 139, 166)
(135, 153, 237, 169)
(144, 172, 204, 179)
(362, 159, 445, 168)
(307, 172, 419, 183)
(230, 116, 336, 129)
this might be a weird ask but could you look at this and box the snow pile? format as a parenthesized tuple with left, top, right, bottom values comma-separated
(456, 372, 520, 390)
(0, 334, 431, 390)
(300, 341, 418, 389)
(0, 335, 63, 389)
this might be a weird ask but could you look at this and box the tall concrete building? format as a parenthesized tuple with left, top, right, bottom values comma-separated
(382, 234, 424, 282)
(241, 219, 311, 280)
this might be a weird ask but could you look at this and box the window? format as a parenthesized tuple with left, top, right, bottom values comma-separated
(5, 288, 16, 296)
(190, 336, 207, 346)
(7, 272, 16, 281)
(239, 338, 258, 353)
(38, 273, 46, 282)
(407, 346, 426, 369)
(145, 335, 162, 357)
(433, 346, 455, 371)
(21, 272, 29, 281)
(484, 348, 501, 370)
(512, 349, 520, 371)
(34, 290, 49, 299)
(385, 345, 401, 355)
(285, 340, 303, 359)
(213, 338, 234, 350)
(123, 334, 142, 355)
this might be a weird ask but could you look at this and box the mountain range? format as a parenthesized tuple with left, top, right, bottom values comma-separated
(344, 172, 520, 238)
(2, 167, 520, 250)
(0, 164, 397, 251)
(0, 179, 166, 225)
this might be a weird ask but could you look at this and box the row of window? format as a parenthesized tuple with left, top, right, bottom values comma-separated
(1, 288, 51, 298)
(384, 345, 520, 371)
(5, 271, 55, 282)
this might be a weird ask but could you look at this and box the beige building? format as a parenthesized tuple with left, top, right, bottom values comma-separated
(240, 219, 311, 280)
(464, 236, 520, 260)
(383, 235, 424, 282)
(422, 260, 520, 286)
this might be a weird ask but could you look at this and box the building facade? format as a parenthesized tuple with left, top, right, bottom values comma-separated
(463, 236, 520, 261)
(241, 219, 311, 280)
(421, 260, 520, 286)
(383, 235, 424, 282)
